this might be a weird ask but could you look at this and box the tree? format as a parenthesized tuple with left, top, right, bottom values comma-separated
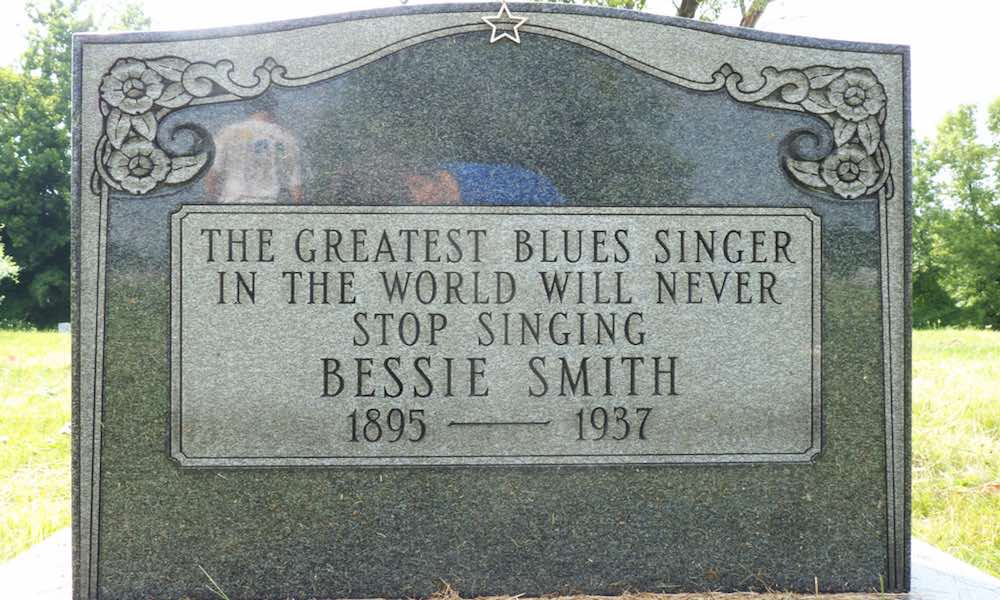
(912, 138, 962, 326)
(0, 0, 148, 326)
(736, 0, 774, 27)
(913, 100, 1000, 328)
(0, 55, 73, 325)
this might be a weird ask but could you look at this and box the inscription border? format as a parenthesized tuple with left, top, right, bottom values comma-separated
(169, 205, 823, 467)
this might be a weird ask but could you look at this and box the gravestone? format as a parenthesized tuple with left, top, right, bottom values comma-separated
(72, 3, 910, 598)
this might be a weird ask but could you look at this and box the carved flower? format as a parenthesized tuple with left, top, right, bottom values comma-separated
(107, 140, 171, 194)
(828, 68, 886, 122)
(820, 144, 878, 199)
(100, 59, 164, 115)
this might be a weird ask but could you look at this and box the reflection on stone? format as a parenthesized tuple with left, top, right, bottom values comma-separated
(406, 162, 566, 206)
(205, 93, 303, 204)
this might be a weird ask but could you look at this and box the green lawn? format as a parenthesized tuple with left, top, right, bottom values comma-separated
(0, 328, 998, 579)
(912, 328, 1000, 576)
(0, 330, 71, 561)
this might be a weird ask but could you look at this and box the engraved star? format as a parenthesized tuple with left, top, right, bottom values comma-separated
(482, 2, 528, 44)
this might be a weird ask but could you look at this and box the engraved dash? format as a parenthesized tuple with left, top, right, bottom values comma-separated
(448, 420, 551, 427)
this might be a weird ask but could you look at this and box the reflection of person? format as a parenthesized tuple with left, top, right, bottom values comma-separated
(405, 169, 461, 205)
(206, 95, 303, 203)
(405, 162, 565, 206)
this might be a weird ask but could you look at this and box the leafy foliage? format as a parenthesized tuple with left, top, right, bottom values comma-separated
(913, 100, 1000, 328)
(0, 0, 147, 326)
(0, 61, 73, 324)
(0, 229, 19, 289)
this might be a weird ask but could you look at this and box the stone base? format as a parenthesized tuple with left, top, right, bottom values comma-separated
(2, 532, 997, 600)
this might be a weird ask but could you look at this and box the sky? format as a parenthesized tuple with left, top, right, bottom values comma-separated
(0, 0, 998, 137)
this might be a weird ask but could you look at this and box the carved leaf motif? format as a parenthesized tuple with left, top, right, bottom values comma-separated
(130, 112, 157, 141)
(146, 56, 189, 82)
(785, 158, 826, 189)
(776, 71, 810, 104)
(106, 109, 131, 149)
(182, 61, 231, 97)
(803, 66, 845, 89)
(157, 82, 193, 108)
(95, 55, 285, 195)
(182, 59, 273, 98)
(858, 116, 880, 154)
(833, 118, 857, 146)
(801, 89, 836, 114)
(164, 153, 208, 184)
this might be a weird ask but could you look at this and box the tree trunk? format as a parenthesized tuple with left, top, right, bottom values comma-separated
(739, 0, 773, 28)
(676, 0, 700, 19)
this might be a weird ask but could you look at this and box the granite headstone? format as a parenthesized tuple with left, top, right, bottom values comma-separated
(72, 3, 911, 598)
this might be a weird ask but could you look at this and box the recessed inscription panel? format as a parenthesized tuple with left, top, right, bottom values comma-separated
(170, 206, 820, 466)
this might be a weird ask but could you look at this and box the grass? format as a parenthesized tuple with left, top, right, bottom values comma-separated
(0, 327, 997, 585)
(911, 328, 1000, 577)
(0, 330, 71, 561)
